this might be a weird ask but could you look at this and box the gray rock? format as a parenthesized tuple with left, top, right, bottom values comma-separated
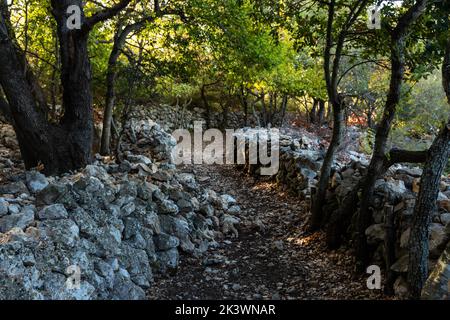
(0, 181, 29, 195)
(8, 203, 21, 215)
(440, 213, 450, 226)
(152, 171, 172, 182)
(112, 268, 146, 300)
(0, 118, 243, 299)
(375, 179, 409, 202)
(83, 165, 110, 181)
(36, 183, 69, 206)
(429, 223, 449, 258)
(400, 228, 410, 249)
(118, 244, 153, 288)
(156, 248, 179, 272)
(391, 254, 409, 273)
(0, 198, 8, 217)
(365, 224, 385, 245)
(43, 273, 95, 300)
(422, 242, 450, 300)
(127, 154, 152, 166)
(38, 204, 68, 220)
(141, 210, 161, 234)
(227, 205, 241, 215)
(137, 182, 153, 200)
(220, 194, 237, 210)
(38, 219, 80, 248)
(158, 199, 179, 215)
(95, 225, 123, 255)
(394, 276, 409, 299)
(25, 171, 49, 193)
(176, 198, 193, 212)
(200, 203, 214, 217)
(0, 206, 35, 233)
(154, 233, 179, 251)
(120, 202, 136, 217)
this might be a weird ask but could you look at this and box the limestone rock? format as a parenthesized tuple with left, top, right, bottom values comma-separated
(0, 206, 35, 233)
(391, 254, 409, 273)
(25, 171, 49, 194)
(38, 204, 68, 220)
(0, 198, 8, 217)
(365, 224, 385, 245)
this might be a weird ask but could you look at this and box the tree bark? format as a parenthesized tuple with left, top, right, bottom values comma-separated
(354, 0, 429, 272)
(0, 0, 131, 174)
(280, 94, 288, 127)
(310, 98, 318, 124)
(310, 99, 345, 229)
(408, 35, 450, 299)
(0, 93, 12, 122)
(309, 0, 369, 231)
(100, 21, 146, 155)
(317, 99, 325, 125)
(201, 84, 211, 128)
(100, 7, 170, 155)
(326, 148, 427, 249)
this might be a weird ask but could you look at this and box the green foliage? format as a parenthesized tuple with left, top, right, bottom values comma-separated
(5, 0, 450, 141)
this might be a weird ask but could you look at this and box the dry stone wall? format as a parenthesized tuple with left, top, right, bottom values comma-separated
(236, 128, 450, 300)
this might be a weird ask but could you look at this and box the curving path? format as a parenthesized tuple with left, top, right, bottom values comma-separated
(148, 164, 384, 300)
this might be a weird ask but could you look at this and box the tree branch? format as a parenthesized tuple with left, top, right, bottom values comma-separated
(386, 148, 428, 167)
(84, 0, 132, 31)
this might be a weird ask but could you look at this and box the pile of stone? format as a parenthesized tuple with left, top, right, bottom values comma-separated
(313, 158, 450, 299)
(0, 123, 23, 179)
(0, 117, 240, 300)
(236, 127, 450, 299)
(141, 104, 259, 132)
(232, 128, 324, 199)
(143, 104, 206, 132)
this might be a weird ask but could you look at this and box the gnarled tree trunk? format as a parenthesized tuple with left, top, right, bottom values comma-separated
(0, 0, 131, 174)
(354, 0, 429, 272)
(408, 36, 450, 299)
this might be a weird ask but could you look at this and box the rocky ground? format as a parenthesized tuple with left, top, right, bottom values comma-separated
(148, 164, 384, 300)
(3, 105, 447, 300)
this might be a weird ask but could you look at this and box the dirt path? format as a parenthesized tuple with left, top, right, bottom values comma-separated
(148, 164, 383, 300)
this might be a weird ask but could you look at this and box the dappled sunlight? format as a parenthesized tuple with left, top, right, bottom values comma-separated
(287, 232, 322, 248)
(251, 181, 278, 191)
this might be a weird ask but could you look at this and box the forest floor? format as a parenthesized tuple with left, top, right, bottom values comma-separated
(148, 163, 385, 300)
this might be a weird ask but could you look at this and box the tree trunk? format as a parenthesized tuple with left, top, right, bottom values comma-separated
(100, 13, 160, 155)
(355, 0, 429, 271)
(0, 0, 131, 174)
(407, 123, 450, 298)
(202, 84, 211, 128)
(408, 36, 450, 299)
(309, 0, 370, 230)
(317, 99, 325, 125)
(310, 98, 318, 124)
(101, 23, 131, 155)
(384, 204, 397, 295)
(240, 85, 248, 126)
(326, 148, 428, 249)
(310, 100, 345, 230)
(261, 90, 267, 127)
(51, 1, 94, 170)
(280, 94, 288, 127)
